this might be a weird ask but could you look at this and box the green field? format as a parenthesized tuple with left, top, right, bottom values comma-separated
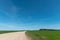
(26, 30, 60, 40)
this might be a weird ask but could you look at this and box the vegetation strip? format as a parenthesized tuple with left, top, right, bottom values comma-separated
(0, 30, 23, 34)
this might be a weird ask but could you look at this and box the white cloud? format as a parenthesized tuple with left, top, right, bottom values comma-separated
(0, 23, 18, 30)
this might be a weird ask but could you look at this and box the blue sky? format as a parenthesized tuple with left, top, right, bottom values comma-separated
(0, 0, 60, 30)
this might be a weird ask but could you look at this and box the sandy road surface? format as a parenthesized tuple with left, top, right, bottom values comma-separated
(0, 31, 29, 40)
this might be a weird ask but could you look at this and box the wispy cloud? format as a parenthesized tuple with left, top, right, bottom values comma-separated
(0, 0, 22, 19)
(0, 23, 30, 30)
(0, 23, 19, 30)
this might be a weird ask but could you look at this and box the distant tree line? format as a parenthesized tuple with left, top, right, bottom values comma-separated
(39, 29, 60, 31)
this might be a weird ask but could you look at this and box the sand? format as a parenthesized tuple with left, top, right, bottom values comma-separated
(0, 31, 29, 40)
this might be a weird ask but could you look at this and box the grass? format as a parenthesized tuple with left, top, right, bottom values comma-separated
(0, 30, 23, 34)
(26, 30, 60, 40)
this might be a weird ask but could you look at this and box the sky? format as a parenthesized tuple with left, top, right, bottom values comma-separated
(0, 0, 60, 30)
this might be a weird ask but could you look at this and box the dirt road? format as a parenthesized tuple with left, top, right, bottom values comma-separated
(0, 31, 29, 40)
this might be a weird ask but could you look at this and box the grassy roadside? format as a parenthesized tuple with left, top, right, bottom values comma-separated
(26, 31, 41, 40)
(26, 30, 60, 40)
(0, 30, 23, 34)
